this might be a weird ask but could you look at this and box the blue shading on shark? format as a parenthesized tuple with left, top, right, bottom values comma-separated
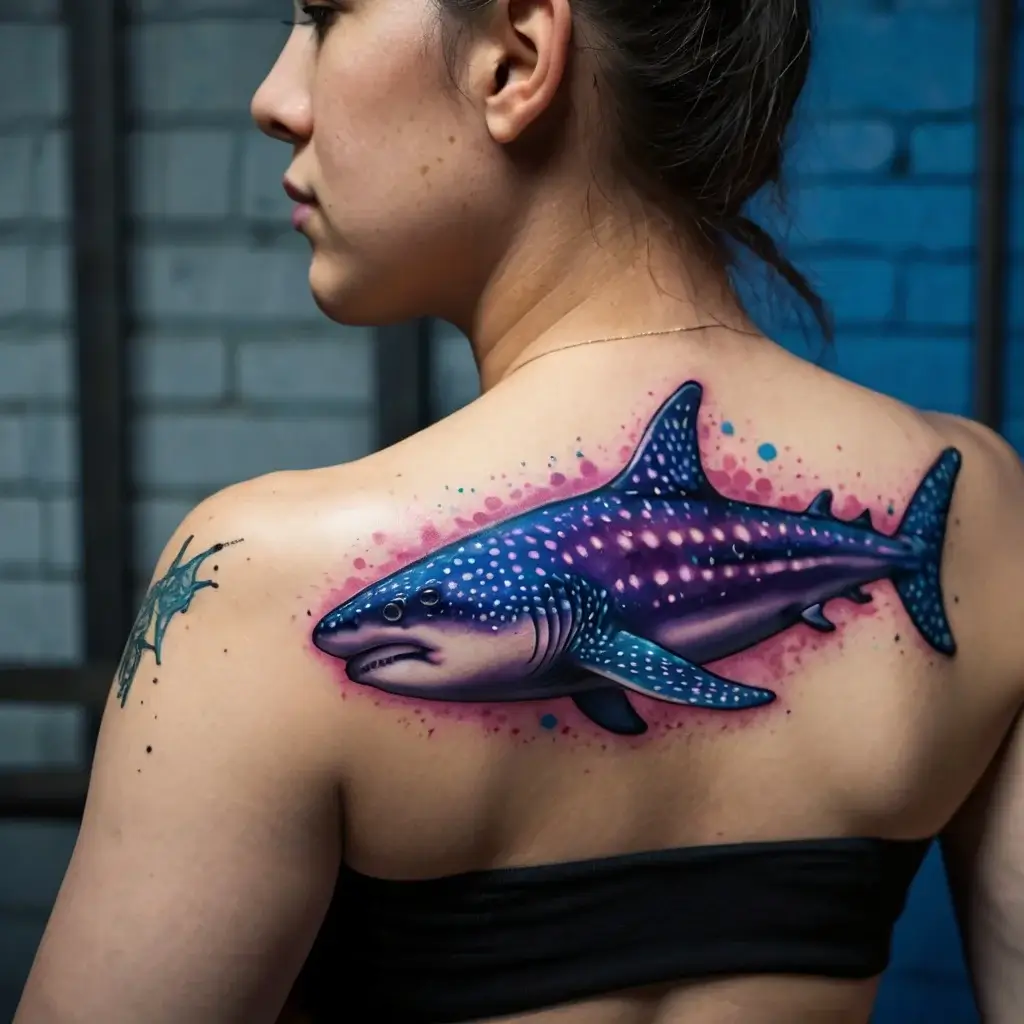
(313, 382, 962, 735)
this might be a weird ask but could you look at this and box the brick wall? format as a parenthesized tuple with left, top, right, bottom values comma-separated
(778, 3, 979, 431)
(0, 3, 79, 1011)
(0, 0, 78, 670)
(0, 0, 1002, 1018)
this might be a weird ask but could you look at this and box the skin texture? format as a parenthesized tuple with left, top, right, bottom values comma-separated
(15, 2, 1024, 1023)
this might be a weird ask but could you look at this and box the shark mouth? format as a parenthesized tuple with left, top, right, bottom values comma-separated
(346, 643, 431, 678)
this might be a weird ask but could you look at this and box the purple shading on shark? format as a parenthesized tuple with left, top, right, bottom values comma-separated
(313, 382, 962, 736)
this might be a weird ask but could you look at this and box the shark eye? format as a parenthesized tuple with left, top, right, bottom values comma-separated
(419, 588, 441, 607)
(382, 600, 405, 623)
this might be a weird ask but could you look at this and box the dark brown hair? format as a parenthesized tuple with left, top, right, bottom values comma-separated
(434, 0, 830, 339)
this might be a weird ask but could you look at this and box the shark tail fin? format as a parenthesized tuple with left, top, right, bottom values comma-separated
(893, 448, 962, 656)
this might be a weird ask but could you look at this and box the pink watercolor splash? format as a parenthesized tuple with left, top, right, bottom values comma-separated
(305, 386, 922, 747)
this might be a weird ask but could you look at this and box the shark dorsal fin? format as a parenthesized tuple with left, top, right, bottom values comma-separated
(806, 489, 834, 518)
(609, 381, 713, 497)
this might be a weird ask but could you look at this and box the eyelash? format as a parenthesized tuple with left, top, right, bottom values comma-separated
(283, 5, 338, 45)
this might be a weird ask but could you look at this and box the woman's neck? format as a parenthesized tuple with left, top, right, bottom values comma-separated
(460, 210, 750, 392)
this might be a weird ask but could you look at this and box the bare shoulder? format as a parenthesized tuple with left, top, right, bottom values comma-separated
(95, 466, 373, 803)
(923, 414, 1024, 630)
(127, 463, 394, 706)
(925, 410, 1024, 499)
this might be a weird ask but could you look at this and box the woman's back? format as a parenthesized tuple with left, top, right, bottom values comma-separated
(15, 1, 1024, 1021)
(292, 332, 1024, 1022)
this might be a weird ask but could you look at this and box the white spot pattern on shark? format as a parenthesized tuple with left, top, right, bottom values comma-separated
(313, 382, 962, 736)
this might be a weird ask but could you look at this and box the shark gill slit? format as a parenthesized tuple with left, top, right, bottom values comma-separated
(535, 593, 567, 677)
(526, 604, 552, 677)
(533, 599, 557, 677)
(544, 590, 571, 675)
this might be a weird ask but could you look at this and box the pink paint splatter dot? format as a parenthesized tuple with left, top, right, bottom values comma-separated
(510, 489, 523, 500)
(723, 455, 737, 472)
(550, 472, 567, 487)
(353, 557, 366, 570)
(421, 525, 441, 547)
(733, 470, 752, 490)
(580, 459, 598, 478)
(485, 496, 503, 511)
(473, 512, 489, 525)
(755, 477, 773, 496)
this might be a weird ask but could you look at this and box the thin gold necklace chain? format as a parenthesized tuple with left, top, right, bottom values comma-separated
(505, 322, 721, 378)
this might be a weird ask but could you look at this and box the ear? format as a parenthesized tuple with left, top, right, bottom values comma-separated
(482, 0, 574, 144)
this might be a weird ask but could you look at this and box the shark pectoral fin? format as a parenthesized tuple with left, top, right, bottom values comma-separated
(574, 631, 776, 710)
(801, 603, 836, 632)
(572, 689, 648, 736)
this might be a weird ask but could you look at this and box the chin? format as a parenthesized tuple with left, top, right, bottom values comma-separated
(307, 249, 430, 327)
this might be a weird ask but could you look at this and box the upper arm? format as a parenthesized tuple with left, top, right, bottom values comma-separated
(15, 492, 344, 1024)
(942, 711, 1024, 1022)
(937, 418, 1024, 1020)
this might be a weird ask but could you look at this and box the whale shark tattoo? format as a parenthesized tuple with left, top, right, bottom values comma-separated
(313, 382, 962, 736)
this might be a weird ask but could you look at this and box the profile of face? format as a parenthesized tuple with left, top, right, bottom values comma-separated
(251, 1, 576, 329)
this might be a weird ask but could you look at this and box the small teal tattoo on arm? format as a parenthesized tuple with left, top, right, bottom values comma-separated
(115, 535, 244, 708)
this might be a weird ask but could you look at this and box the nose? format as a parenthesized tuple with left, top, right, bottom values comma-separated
(251, 31, 313, 146)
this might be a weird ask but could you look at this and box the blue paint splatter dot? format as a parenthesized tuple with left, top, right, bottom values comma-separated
(722, 421, 735, 436)
(757, 443, 778, 462)
(540, 714, 558, 730)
